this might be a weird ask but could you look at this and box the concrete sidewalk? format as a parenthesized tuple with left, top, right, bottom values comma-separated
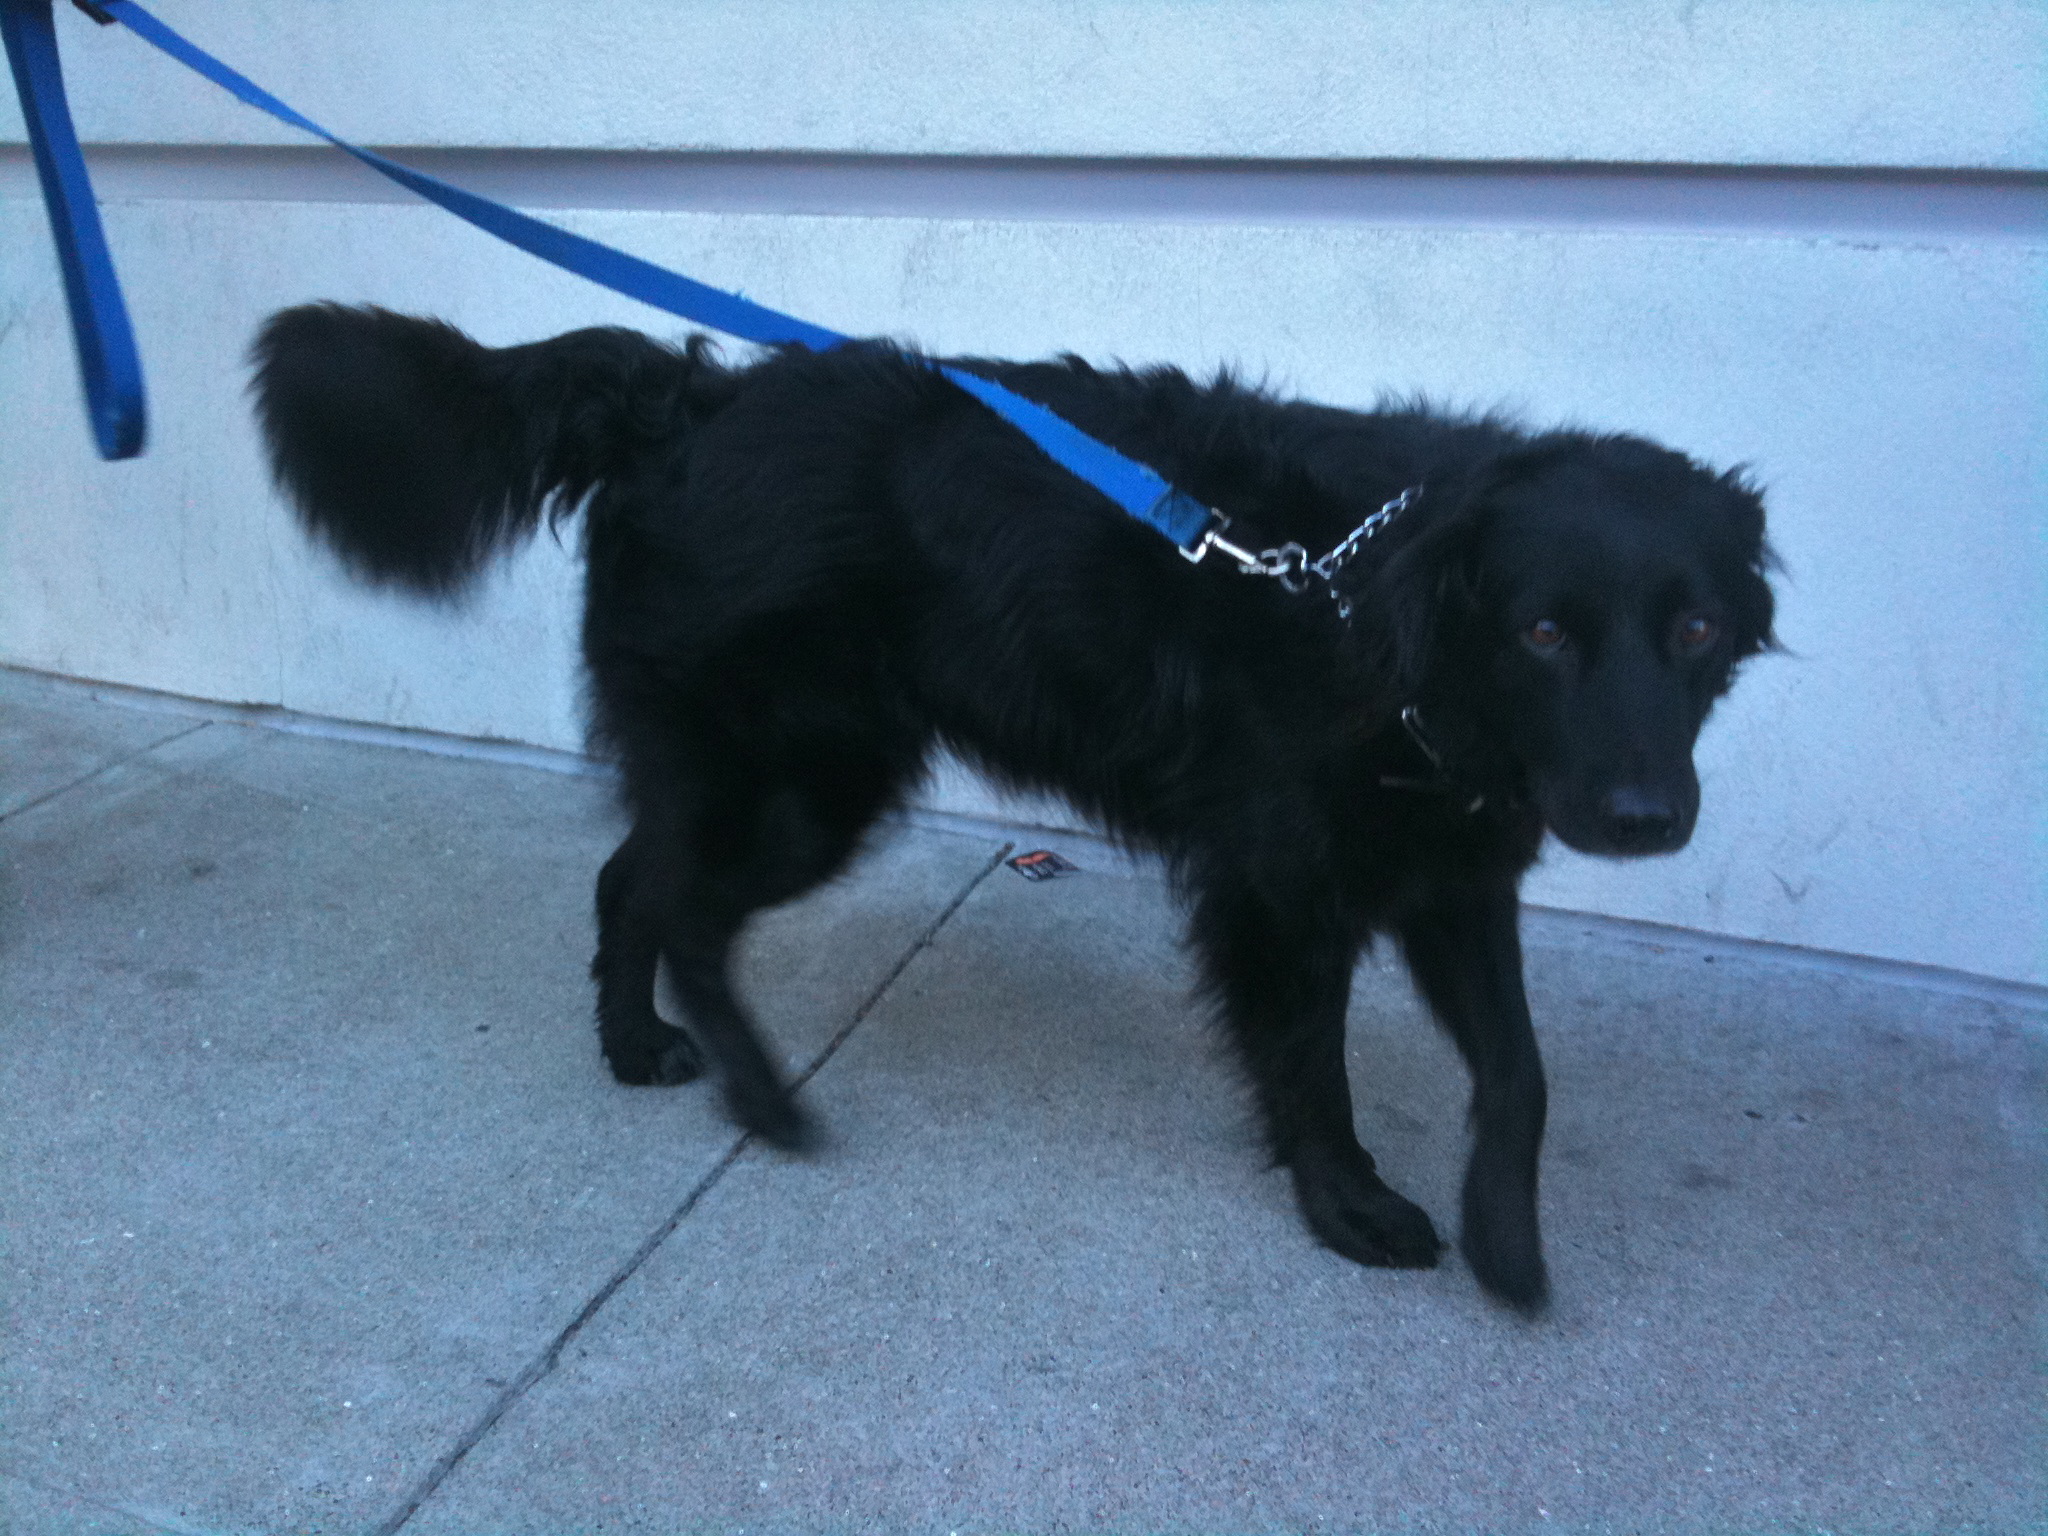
(2, 666, 2042, 1536)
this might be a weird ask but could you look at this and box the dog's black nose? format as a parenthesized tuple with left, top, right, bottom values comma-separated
(1601, 785, 1682, 852)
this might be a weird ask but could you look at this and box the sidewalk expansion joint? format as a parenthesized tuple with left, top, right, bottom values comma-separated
(0, 720, 211, 828)
(791, 839, 1015, 1095)
(368, 838, 1013, 1535)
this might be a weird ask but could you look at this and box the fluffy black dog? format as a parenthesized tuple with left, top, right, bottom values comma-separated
(252, 305, 1774, 1311)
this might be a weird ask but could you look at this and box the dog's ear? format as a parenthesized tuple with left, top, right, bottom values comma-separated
(1711, 465, 1780, 662)
(1355, 486, 1489, 696)
(1364, 442, 1588, 691)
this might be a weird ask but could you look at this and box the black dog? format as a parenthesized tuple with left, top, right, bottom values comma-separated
(252, 305, 1774, 1311)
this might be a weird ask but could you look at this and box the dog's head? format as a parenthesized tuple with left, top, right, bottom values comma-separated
(1377, 434, 1776, 857)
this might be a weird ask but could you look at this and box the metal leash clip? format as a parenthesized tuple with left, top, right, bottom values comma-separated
(1180, 485, 1421, 614)
(1180, 520, 1313, 591)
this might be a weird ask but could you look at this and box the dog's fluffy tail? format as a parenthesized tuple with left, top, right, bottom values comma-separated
(251, 304, 731, 595)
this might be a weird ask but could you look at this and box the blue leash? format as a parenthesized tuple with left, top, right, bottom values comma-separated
(2, 0, 143, 457)
(1, 0, 1220, 552)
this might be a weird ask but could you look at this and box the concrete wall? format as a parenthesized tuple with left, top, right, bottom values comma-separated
(3, 1, 2044, 986)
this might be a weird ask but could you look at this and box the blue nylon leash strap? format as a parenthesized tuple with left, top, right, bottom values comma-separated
(1, 0, 144, 457)
(5, 0, 1221, 552)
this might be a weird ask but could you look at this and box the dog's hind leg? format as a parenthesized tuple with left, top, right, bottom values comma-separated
(593, 593, 923, 1144)
(642, 731, 916, 1150)
(1396, 878, 1550, 1313)
(659, 913, 807, 1148)
(1191, 880, 1445, 1273)
(592, 827, 706, 1087)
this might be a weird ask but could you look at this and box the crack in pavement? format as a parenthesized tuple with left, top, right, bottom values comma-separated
(0, 1465, 214, 1536)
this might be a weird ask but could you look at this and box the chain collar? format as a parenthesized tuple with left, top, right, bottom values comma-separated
(1179, 487, 1480, 814)
(1180, 486, 1421, 621)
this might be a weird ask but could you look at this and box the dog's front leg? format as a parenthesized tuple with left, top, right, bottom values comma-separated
(1396, 878, 1549, 1312)
(1191, 882, 1444, 1272)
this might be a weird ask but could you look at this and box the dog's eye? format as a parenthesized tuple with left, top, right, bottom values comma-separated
(1675, 613, 1720, 653)
(1523, 618, 1566, 653)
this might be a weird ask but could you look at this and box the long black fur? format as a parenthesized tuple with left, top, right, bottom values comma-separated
(253, 304, 1774, 1312)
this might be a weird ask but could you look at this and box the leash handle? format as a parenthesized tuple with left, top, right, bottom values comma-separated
(3, 0, 145, 458)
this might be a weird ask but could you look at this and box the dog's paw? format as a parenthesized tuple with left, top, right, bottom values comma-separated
(1291, 1150, 1444, 1270)
(724, 1076, 817, 1154)
(1460, 1172, 1550, 1315)
(602, 1022, 705, 1086)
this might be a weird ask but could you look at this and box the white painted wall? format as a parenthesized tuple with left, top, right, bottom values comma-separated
(14, 1, 2044, 166)
(3, 2, 2043, 986)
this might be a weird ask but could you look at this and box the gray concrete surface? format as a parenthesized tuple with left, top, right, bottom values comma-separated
(2, 665, 2043, 1536)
